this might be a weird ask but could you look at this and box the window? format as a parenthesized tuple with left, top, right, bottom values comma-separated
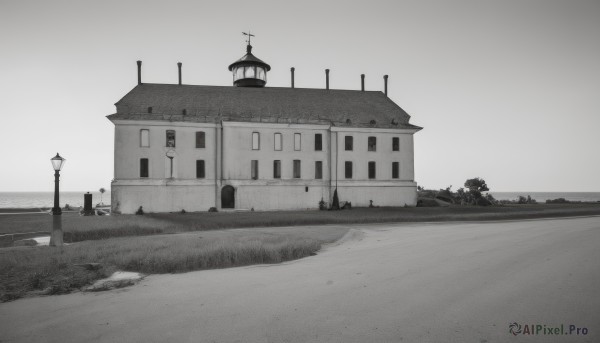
(251, 160, 259, 180)
(234, 67, 244, 81)
(140, 129, 149, 147)
(392, 162, 399, 179)
(245, 66, 255, 78)
(315, 161, 323, 179)
(294, 133, 301, 151)
(368, 137, 376, 151)
(392, 137, 400, 151)
(293, 160, 301, 178)
(345, 136, 353, 151)
(196, 131, 205, 149)
(315, 134, 322, 151)
(196, 160, 205, 178)
(140, 158, 149, 178)
(257, 67, 266, 81)
(252, 132, 260, 150)
(274, 133, 282, 151)
(345, 161, 353, 179)
(166, 130, 176, 147)
(273, 160, 281, 179)
(368, 161, 376, 179)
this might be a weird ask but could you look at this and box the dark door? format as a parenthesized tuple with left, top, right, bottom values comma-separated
(221, 185, 235, 208)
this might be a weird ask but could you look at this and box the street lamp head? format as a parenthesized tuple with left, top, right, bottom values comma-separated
(165, 149, 176, 159)
(51, 153, 66, 171)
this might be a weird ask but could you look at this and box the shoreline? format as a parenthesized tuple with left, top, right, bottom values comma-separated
(0, 206, 110, 214)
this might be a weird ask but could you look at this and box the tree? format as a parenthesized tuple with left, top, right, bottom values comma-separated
(99, 187, 106, 205)
(454, 187, 472, 205)
(331, 189, 340, 210)
(464, 177, 489, 204)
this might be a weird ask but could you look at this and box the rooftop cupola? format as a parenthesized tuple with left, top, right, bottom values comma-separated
(228, 32, 271, 87)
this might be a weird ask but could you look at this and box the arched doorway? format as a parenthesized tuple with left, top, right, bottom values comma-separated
(221, 185, 235, 209)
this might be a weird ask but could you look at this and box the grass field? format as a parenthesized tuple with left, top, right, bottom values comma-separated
(0, 226, 348, 302)
(2, 203, 600, 242)
(2, 203, 600, 302)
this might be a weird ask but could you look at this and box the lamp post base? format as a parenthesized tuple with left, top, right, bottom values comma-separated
(49, 215, 64, 247)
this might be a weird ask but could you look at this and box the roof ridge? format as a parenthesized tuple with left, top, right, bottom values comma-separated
(135, 82, 387, 93)
(112, 84, 420, 130)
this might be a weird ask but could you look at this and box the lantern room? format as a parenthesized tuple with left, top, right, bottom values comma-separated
(228, 44, 271, 87)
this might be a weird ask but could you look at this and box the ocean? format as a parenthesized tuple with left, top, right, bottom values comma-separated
(0, 191, 111, 208)
(490, 192, 600, 203)
(0, 191, 598, 208)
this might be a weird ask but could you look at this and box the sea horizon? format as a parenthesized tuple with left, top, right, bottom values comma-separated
(0, 191, 111, 209)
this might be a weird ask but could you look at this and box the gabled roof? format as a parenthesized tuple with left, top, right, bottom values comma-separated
(108, 83, 422, 130)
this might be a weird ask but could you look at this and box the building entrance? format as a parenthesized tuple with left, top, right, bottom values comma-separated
(221, 185, 235, 208)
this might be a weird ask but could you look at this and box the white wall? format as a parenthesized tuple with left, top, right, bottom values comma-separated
(222, 122, 330, 181)
(111, 183, 216, 213)
(114, 121, 217, 180)
(110, 120, 419, 213)
(332, 128, 415, 181)
(335, 183, 418, 207)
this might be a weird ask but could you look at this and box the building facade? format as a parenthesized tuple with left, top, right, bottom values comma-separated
(108, 44, 422, 214)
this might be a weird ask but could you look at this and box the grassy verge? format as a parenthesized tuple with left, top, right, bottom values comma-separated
(2, 204, 600, 243)
(0, 226, 348, 302)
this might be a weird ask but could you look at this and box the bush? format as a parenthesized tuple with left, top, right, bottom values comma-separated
(485, 193, 497, 205)
(319, 198, 326, 211)
(417, 198, 440, 207)
(518, 195, 537, 204)
(476, 197, 492, 206)
(436, 187, 454, 203)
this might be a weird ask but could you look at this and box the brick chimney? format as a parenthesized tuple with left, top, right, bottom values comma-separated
(384, 75, 388, 96)
(137, 60, 142, 85)
(361, 74, 365, 91)
(178, 62, 182, 85)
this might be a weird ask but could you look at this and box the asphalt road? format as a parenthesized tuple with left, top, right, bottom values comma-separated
(1, 216, 599, 342)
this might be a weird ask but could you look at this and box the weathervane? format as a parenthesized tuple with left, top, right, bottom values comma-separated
(242, 31, 255, 46)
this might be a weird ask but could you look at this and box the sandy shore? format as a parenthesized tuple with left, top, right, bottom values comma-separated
(1, 216, 598, 342)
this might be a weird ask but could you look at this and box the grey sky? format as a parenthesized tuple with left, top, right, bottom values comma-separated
(1, 0, 599, 192)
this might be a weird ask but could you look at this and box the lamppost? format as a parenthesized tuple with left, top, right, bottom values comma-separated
(50, 153, 66, 246)
(166, 150, 176, 178)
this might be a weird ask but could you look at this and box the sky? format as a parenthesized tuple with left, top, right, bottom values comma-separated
(1, 0, 599, 192)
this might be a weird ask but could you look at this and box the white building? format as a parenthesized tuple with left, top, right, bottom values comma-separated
(108, 43, 422, 214)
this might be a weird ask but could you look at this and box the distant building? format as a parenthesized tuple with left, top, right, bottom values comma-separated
(108, 41, 422, 214)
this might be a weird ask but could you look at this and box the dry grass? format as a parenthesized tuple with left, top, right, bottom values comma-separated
(3, 204, 600, 244)
(0, 226, 348, 302)
(2, 203, 600, 301)
(0, 213, 170, 237)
